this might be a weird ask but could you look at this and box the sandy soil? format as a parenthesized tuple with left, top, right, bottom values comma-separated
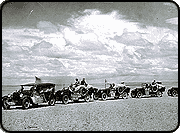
(2, 96, 178, 131)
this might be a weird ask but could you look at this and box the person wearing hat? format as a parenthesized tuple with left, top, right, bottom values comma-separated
(74, 78, 80, 87)
(152, 79, 156, 85)
(80, 78, 88, 87)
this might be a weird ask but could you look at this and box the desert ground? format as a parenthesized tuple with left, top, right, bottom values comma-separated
(2, 95, 178, 131)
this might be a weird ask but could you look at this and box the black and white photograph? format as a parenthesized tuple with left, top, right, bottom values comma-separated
(2, 2, 178, 131)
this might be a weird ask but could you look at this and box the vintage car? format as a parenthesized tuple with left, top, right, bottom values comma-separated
(93, 83, 131, 100)
(2, 83, 56, 109)
(55, 84, 96, 104)
(167, 87, 178, 97)
(131, 82, 166, 98)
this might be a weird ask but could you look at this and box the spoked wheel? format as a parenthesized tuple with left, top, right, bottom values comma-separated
(157, 91, 162, 97)
(62, 95, 69, 104)
(167, 90, 171, 96)
(93, 94, 99, 100)
(48, 96, 55, 106)
(172, 90, 178, 97)
(84, 95, 90, 103)
(2, 98, 10, 110)
(122, 92, 128, 99)
(136, 91, 143, 98)
(101, 93, 107, 101)
(80, 87, 87, 96)
(22, 98, 30, 109)
(131, 92, 136, 98)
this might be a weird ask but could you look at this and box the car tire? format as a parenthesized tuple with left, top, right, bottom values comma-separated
(136, 91, 143, 98)
(62, 95, 69, 104)
(48, 96, 55, 106)
(131, 92, 136, 98)
(172, 90, 178, 97)
(84, 95, 90, 103)
(2, 98, 10, 110)
(22, 98, 31, 109)
(80, 87, 87, 96)
(167, 90, 171, 96)
(122, 92, 128, 99)
(157, 91, 162, 97)
(93, 94, 98, 100)
(101, 93, 107, 100)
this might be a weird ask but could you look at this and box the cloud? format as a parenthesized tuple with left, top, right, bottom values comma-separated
(31, 40, 53, 49)
(165, 17, 178, 25)
(37, 21, 59, 33)
(2, 8, 178, 84)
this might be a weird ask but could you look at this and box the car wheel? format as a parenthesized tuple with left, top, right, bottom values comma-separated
(101, 93, 107, 100)
(167, 90, 171, 96)
(48, 96, 55, 106)
(172, 90, 178, 97)
(62, 95, 69, 104)
(84, 95, 90, 103)
(2, 98, 10, 110)
(157, 91, 162, 97)
(80, 87, 87, 96)
(93, 94, 98, 100)
(131, 92, 136, 98)
(22, 98, 30, 109)
(136, 91, 143, 98)
(122, 92, 128, 99)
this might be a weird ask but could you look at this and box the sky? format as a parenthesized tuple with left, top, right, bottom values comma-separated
(2, 2, 178, 85)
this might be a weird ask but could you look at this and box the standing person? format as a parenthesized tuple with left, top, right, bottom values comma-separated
(81, 78, 88, 87)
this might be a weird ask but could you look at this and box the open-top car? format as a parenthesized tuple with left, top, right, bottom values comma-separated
(167, 87, 178, 97)
(131, 82, 166, 98)
(55, 84, 96, 104)
(93, 83, 131, 100)
(2, 83, 56, 109)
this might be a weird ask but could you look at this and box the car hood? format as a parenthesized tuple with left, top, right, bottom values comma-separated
(157, 84, 165, 88)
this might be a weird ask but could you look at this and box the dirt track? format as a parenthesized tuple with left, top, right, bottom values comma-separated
(2, 96, 178, 131)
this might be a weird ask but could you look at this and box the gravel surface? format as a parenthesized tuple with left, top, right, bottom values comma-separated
(2, 97, 178, 131)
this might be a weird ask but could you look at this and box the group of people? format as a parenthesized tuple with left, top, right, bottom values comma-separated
(73, 78, 88, 88)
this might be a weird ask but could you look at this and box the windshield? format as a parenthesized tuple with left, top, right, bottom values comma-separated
(21, 86, 34, 91)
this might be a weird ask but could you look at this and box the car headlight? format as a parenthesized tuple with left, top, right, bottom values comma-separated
(101, 90, 103, 93)
(8, 94, 11, 97)
(61, 92, 63, 95)
(20, 94, 23, 97)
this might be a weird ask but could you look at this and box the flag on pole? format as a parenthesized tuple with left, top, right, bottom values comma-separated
(35, 76, 41, 84)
